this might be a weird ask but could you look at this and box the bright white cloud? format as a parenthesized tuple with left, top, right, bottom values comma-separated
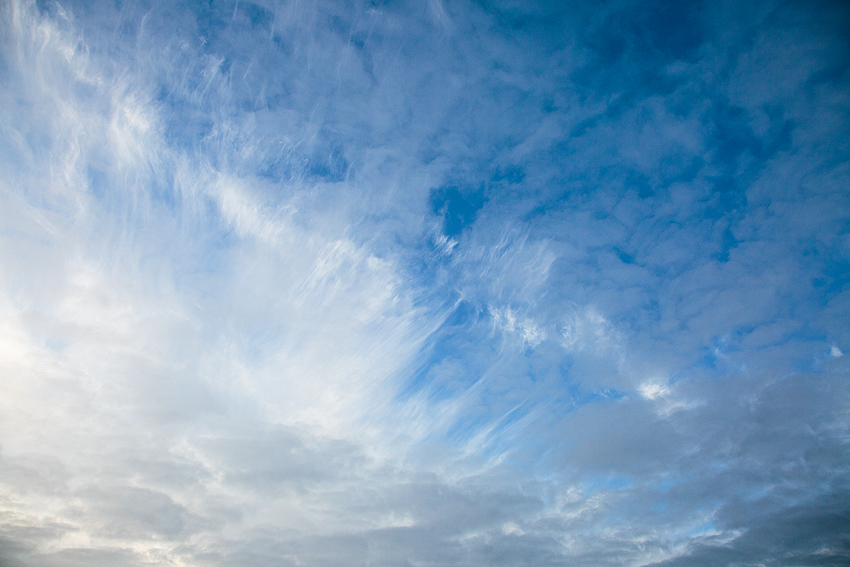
(1, 0, 849, 566)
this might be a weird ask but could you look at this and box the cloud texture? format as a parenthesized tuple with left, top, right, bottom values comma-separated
(1, 0, 849, 565)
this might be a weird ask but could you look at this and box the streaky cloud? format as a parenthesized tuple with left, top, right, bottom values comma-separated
(1, 0, 849, 565)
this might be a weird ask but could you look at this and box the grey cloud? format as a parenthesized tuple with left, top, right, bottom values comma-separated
(648, 490, 850, 567)
(193, 425, 369, 496)
(0, 453, 71, 498)
(22, 547, 152, 567)
(0, 523, 71, 567)
(73, 485, 201, 540)
(557, 399, 684, 476)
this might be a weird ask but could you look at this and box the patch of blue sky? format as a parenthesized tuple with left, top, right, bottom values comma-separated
(442, 400, 530, 450)
(585, 475, 634, 493)
(651, 500, 668, 512)
(653, 475, 695, 493)
(429, 185, 487, 238)
(682, 519, 719, 539)
(395, 301, 484, 400)
(402, 337, 631, 456)
(570, 385, 628, 406)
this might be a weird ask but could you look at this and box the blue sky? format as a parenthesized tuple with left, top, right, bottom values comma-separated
(1, 0, 849, 565)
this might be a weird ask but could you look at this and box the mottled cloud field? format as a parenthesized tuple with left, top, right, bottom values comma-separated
(1, 0, 849, 565)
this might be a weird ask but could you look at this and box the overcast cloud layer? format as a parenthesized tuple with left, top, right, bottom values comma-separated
(1, 0, 849, 565)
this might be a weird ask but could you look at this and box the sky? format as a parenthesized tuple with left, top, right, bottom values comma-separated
(0, 0, 849, 565)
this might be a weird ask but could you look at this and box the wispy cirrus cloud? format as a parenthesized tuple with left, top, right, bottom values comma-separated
(1, 0, 849, 565)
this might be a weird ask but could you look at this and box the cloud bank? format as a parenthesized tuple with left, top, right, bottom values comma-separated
(1, 0, 848, 565)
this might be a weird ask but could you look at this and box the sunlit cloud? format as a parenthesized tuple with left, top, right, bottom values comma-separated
(1, 0, 849, 565)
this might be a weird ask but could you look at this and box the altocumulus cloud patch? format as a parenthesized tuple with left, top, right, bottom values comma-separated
(1, 0, 849, 566)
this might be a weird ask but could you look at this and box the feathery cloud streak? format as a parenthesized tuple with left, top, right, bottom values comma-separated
(1, 0, 849, 565)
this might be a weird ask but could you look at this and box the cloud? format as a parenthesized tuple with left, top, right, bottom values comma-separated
(1, 0, 849, 565)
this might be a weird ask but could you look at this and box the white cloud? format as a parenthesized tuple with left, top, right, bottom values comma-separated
(1, 0, 849, 566)
(639, 381, 669, 400)
(560, 305, 622, 356)
(490, 305, 546, 348)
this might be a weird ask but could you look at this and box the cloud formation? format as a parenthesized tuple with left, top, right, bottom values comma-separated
(1, 0, 848, 565)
